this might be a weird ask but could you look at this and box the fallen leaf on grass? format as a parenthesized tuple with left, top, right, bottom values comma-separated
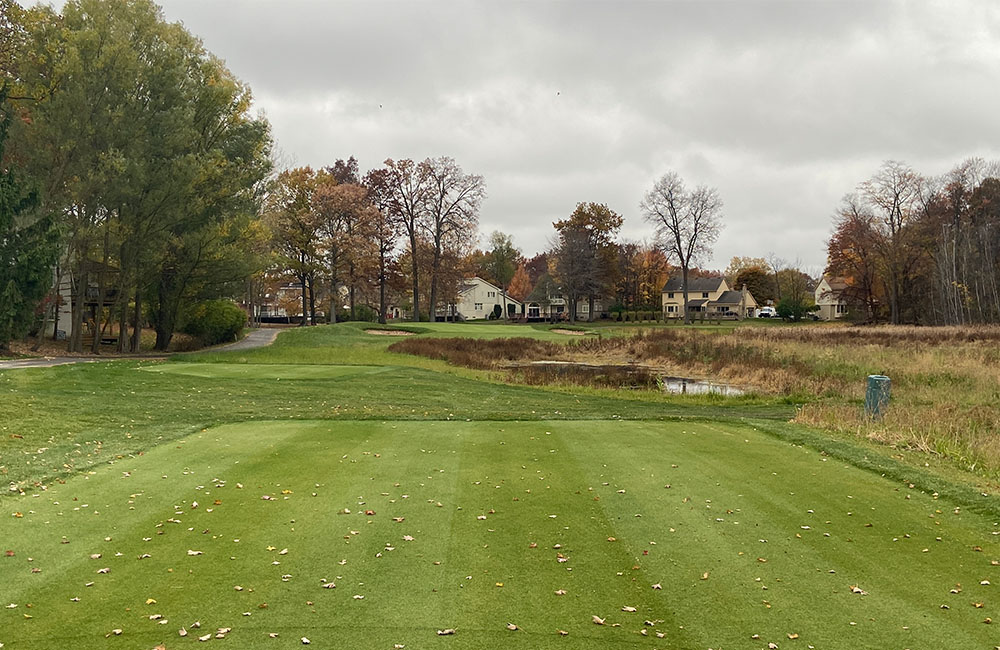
(554, 589, 566, 595)
(506, 623, 518, 630)
(187, 550, 203, 556)
(700, 572, 709, 580)
(592, 615, 605, 625)
(849, 585, 868, 595)
(558, 630, 569, 636)
(622, 606, 637, 612)
(437, 629, 456, 636)
(651, 583, 662, 590)
(788, 632, 799, 639)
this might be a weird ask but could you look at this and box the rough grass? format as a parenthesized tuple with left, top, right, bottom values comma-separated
(4, 419, 999, 649)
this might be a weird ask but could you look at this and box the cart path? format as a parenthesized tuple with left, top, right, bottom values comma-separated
(0, 328, 282, 370)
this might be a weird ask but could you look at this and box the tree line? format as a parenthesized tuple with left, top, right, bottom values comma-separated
(826, 159, 1000, 324)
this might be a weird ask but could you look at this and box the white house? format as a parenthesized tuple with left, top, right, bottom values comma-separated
(815, 277, 849, 320)
(449, 277, 521, 320)
(661, 276, 758, 319)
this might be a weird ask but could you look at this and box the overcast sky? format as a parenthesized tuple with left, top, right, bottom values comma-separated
(26, 0, 1000, 272)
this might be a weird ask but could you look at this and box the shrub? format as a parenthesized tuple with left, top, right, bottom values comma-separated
(335, 305, 378, 323)
(181, 300, 246, 346)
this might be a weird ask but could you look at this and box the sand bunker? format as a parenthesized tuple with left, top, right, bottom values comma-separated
(551, 328, 587, 336)
(365, 329, 415, 336)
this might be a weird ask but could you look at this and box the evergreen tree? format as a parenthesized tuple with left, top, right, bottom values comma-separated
(0, 86, 59, 352)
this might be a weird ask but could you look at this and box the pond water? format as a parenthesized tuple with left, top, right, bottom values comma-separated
(511, 361, 745, 395)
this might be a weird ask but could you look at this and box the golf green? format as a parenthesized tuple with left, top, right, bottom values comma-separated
(2, 419, 996, 649)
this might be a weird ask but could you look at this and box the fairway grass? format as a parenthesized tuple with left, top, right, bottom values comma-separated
(3, 419, 998, 649)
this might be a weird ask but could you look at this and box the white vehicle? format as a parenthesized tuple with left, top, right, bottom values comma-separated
(757, 306, 777, 318)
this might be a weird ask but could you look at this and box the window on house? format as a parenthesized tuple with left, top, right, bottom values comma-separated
(837, 304, 848, 314)
(475, 302, 483, 310)
(702, 292, 709, 298)
(667, 305, 676, 313)
(668, 292, 674, 298)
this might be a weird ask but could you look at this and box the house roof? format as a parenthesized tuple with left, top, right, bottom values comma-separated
(460, 276, 523, 306)
(460, 276, 501, 294)
(685, 298, 710, 307)
(662, 276, 726, 293)
(710, 290, 744, 305)
(824, 276, 848, 291)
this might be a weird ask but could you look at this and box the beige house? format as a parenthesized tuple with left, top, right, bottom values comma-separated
(661, 277, 758, 319)
(815, 276, 849, 320)
(450, 277, 521, 320)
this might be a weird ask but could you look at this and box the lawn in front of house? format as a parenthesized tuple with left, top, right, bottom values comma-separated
(3, 418, 997, 649)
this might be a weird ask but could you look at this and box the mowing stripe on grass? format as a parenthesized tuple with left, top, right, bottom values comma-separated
(2, 419, 997, 649)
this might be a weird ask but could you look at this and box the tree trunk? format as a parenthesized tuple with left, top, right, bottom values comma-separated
(409, 232, 420, 321)
(378, 254, 388, 324)
(299, 271, 308, 327)
(308, 276, 316, 325)
(588, 295, 595, 322)
(116, 292, 128, 352)
(50, 263, 63, 341)
(30, 293, 52, 353)
(681, 266, 691, 325)
(131, 289, 142, 352)
(429, 248, 441, 323)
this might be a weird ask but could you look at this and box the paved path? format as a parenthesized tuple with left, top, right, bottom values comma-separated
(0, 328, 283, 370)
(204, 327, 282, 352)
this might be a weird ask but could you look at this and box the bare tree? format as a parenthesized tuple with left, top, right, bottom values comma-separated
(640, 171, 723, 324)
(363, 168, 402, 324)
(422, 157, 485, 321)
(382, 159, 430, 320)
(860, 160, 924, 324)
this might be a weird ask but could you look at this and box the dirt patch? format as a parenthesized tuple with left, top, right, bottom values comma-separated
(366, 329, 415, 336)
(552, 328, 587, 336)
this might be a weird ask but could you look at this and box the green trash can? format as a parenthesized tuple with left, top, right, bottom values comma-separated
(865, 375, 891, 419)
